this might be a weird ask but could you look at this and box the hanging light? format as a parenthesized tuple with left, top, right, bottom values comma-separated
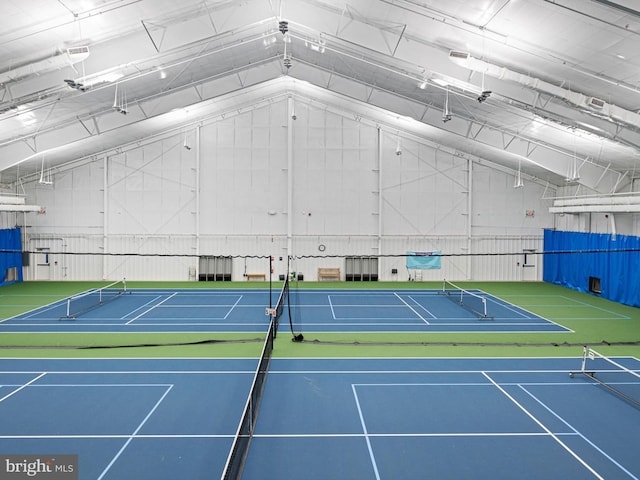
(39, 155, 53, 185)
(442, 88, 452, 123)
(395, 135, 402, 156)
(514, 159, 524, 188)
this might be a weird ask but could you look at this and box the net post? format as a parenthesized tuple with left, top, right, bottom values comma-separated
(286, 255, 304, 342)
(569, 346, 640, 406)
(268, 256, 273, 310)
(580, 345, 588, 372)
(220, 319, 276, 480)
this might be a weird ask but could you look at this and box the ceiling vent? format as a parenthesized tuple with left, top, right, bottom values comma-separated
(449, 50, 470, 61)
(586, 97, 606, 109)
(66, 46, 90, 62)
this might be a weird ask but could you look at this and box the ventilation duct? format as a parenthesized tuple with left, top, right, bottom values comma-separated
(0, 47, 90, 84)
(448, 51, 640, 130)
(549, 194, 640, 213)
(0, 204, 42, 212)
(0, 195, 27, 205)
(587, 97, 606, 109)
(0, 195, 42, 212)
(549, 204, 640, 213)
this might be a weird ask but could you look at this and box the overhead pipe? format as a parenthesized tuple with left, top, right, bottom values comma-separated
(553, 195, 640, 207)
(549, 204, 640, 214)
(0, 204, 42, 212)
(448, 51, 640, 131)
(0, 195, 26, 205)
(0, 48, 89, 85)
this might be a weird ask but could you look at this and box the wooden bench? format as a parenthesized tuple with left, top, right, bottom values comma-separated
(246, 273, 266, 281)
(318, 267, 340, 281)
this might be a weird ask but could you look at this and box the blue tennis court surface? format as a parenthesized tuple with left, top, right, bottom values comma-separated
(0, 288, 569, 333)
(250, 357, 640, 480)
(1, 357, 638, 479)
(0, 358, 255, 479)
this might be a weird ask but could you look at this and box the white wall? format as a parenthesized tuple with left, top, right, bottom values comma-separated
(16, 98, 559, 282)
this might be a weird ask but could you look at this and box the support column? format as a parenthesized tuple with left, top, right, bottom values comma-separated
(195, 125, 201, 259)
(287, 96, 294, 257)
(103, 155, 108, 280)
(467, 158, 473, 280)
(377, 127, 383, 278)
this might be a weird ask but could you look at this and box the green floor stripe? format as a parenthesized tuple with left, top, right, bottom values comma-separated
(1, 280, 638, 359)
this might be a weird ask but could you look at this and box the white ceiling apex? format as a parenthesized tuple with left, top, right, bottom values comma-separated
(0, 0, 638, 192)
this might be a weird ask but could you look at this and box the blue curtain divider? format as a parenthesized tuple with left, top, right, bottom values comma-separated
(543, 229, 640, 308)
(0, 227, 23, 287)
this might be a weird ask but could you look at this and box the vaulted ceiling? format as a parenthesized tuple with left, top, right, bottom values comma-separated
(1, 0, 640, 194)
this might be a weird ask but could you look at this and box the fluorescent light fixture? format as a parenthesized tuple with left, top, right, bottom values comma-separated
(431, 74, 482, 95)
(305, 37, 326, 53)
(86, 71, 125, 85)
(65, 71, 124, 90)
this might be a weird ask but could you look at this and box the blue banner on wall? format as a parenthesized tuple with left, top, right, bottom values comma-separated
(543, 229, 640, 308)
(0, 227, 23, 287)
(406, 251, 441, 269)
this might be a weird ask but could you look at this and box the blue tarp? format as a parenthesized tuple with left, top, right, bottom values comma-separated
(406, 251, 441, 269)
(543, 229, 640, 308)
(0, 227, 23, 287)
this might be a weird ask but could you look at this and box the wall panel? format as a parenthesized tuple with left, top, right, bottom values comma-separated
(17, 99, 555, 282)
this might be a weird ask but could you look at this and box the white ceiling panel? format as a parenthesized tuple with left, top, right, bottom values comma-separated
(0, 0, 638, 194)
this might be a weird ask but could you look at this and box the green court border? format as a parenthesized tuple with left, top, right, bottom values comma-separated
(0, 280, 638, 359)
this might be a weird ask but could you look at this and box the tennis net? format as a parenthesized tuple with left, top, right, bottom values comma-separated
(61, 279, 128, 319)
(269, 259, 303, 342)
(221, 317, 276, 480)
(440, 279, 490, 319)
(570, 346, 640, 408)
(272, 275, 289, 336)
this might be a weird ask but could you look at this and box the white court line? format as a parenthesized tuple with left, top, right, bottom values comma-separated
(0, 434, 234, 439)
(125, 293, 178, 324)
(97, 384, 173, 480)
(486, 296, 531, 319)
(223, 295, 243, 320)
(2, 383, 174, 388)
(351, 384, 381, 480)
(406, 295, 437, 319)
(0, 432, 579, 439)
(253, 432, 579, 438)
(0, 322, 266, 327)
(10, 302, 66, 321)
(559, 296, 631, 319)
(327, 295, 337, 320)
(121, 295, 163, 320)
(482, 372, 605, 480)
(3, 370, 256, 375)
(397, 294, 432, 324)
(0, 372, 46, 403)
(519, 385, 638, 480)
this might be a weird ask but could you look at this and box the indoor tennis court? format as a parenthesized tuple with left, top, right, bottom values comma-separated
(1, 284, 571, 333)
(2, 2, 640, 479)
(1, 354, 638, 480)
(1, 280, 639, 479)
